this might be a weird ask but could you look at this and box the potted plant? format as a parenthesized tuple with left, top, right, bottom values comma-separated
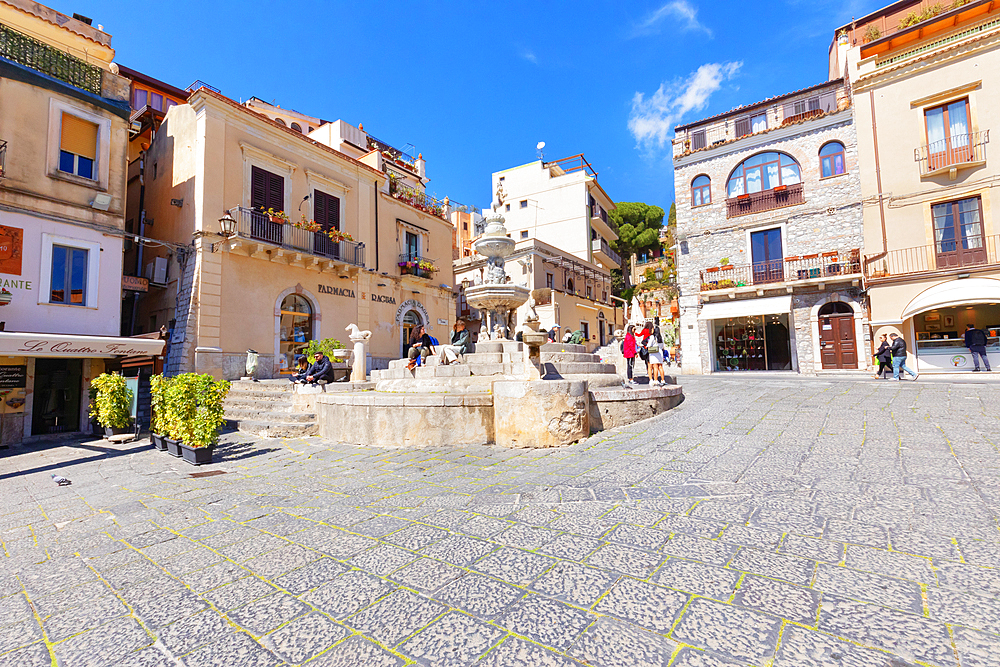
(266, 208, 290, 224)
(149, 374, 169, 451)
(161, 374, 186, 457)
(178, 374, 230, 465)
(89, 373, 133, 437)
(303, 338, 347, 363)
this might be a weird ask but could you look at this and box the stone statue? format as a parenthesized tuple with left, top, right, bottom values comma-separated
(525, 294, 539, 322)
(485, 258, 506, 285)
(345, 323, 372, 340)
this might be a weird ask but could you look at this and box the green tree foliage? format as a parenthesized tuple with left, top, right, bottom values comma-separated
(609, 202, 666, 292)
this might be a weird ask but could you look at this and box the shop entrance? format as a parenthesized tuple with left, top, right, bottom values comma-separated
(32, 358, 82, 435)
(278, 294, 313, 374)
(819, 302, 857, 369)
(713, 313, 792, 371)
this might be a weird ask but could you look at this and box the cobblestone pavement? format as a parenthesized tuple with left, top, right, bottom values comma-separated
(1, 375, 1000, 666)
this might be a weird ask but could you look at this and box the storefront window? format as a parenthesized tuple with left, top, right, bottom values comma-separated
(278, 294, 312, 373)
(713, 313, 792, 371)
(914, 304, 1000, 372)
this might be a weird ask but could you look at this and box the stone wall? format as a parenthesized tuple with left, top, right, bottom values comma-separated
(673, 110, 866, 375)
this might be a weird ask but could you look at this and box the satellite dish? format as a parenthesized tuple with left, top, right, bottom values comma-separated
(536, 142, 546, 150)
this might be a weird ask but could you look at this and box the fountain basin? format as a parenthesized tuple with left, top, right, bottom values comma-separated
(465, 284, 530, 312)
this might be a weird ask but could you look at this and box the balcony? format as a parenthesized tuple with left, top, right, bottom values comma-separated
(915, 131, 989, 177)
(230, 207, 364, 268)
(592, 237, 621, 268)
(0, 24, 102, 95)
(388, 180, 448, 220)
(368, 135, 418, 173)
(725, 183, 804, 218)
(700, 249, 861, 292)
(864, 236, 1000, 283)
(398, 253, 438, 279)
(0, 140, 5, 180)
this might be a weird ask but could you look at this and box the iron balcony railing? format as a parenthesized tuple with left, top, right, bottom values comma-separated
(592, 237, 621, 266)
(398, 253, 438, 278)
(915, 130, 989, 175)
(725, 182, 805, 218)
(388, 181, 449, 220)
(0, 140, 6, 179)
(368, 135, 417, 170)
(0, 23, 102, 95)
(864, 235, 1000, 281)
(701, 249, 861, 291)
(233, 207, 364, 268)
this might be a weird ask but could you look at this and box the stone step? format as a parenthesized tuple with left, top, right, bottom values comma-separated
(541, 342, 586, 353)
(541, 352, 602, 363)
(468, 362, 525, 376)
(228, 419, 318, 439)
(225, 407, 316, 423)
(230, 380, 293, 392)
(544, 362, 617, 375)
(415, 365, 472, 379)
(225, 396, 294, 408)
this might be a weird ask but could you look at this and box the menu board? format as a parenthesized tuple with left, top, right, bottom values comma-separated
(0, 365, 27, 389)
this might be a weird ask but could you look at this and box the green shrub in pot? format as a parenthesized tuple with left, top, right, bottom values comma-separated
(89, 373, 133, 430)
(164, 373, 230, 448)
(149, 374, 170, 436)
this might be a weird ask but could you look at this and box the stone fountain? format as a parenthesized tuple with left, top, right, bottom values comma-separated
(464, 210, 529, 340)
(304, 187, 684, 449)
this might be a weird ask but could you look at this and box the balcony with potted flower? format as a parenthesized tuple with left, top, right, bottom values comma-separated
(387, 175, 448, 220)
(398, 255, 438, 279)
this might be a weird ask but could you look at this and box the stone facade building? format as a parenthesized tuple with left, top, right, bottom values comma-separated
(673, 79, 868, 374)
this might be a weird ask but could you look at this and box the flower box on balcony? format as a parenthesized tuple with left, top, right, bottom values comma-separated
(736, 194, 750, 201)
(719, 265, 734, 271)
(704, 266, 720, 273)
(773, 185, 788, 193)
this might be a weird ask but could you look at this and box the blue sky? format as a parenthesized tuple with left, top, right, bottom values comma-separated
(74, 0, 875, 212)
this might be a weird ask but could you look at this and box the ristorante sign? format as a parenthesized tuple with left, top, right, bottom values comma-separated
(0, 333, 166, 358)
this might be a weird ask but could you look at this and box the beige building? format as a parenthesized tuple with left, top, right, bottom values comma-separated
(0, 1, 164, 444)
(135, 88, 456, 379)
(835, 0, 1000, 372)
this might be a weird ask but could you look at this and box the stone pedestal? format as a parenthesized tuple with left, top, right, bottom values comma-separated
(493, 380, 589, 448)
(350, 339, 367, 382)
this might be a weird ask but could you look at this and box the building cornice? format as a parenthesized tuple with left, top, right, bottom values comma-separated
(673, 110, 853, 169)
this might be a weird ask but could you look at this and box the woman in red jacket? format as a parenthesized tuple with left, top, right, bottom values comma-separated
(623, 324, 638, 387)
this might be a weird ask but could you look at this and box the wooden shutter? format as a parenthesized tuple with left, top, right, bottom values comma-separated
(251, 166, 267, 209)
(266, 172, 284, 211)
(735, 117, 750, 138)
(314, 191, 341, 230)
(313, 190, 327, 226)
(61, 113, 98, 159)
(328, 193, 340, 230)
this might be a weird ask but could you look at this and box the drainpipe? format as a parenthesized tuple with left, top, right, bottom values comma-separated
(863, 89, 888, 275)
(374, 179, 379, 272)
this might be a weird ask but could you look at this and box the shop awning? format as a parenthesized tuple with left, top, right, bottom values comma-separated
(0, 332, 166, 358)
(901, 277, 1000, 320)
(698, 295, 792, 321)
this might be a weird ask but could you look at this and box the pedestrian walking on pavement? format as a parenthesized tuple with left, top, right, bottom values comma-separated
(647, 326, 667, 386)
(873, 334, 892, 379)
(964, 323, 992, 372)
(888, 333, 918, 381)
(622, 325, 638, 387)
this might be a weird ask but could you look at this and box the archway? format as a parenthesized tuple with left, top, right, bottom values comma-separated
(274, 286, 321, 375)
(402, 309, 424, 357)
(812, 296, 861, 370)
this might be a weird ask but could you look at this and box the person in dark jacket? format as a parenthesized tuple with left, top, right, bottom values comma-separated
(289, 355, 310, 383)
(964, 323, 991, 372)
(406, 325, 434, 370)
(888, 333, 918, 381)
(304, 351, 336, 384)
(872, 334, 892, 379)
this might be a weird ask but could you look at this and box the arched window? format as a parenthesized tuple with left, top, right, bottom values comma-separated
(727, 152, 801, 198)
(274, 117, 286, 126)
(308, 126, 315, 133)
(567, 278, 575, 293)
(691, 175, 711, 206)
(819, 301, 853, 315)
(820, 142, 846, 178)
(291, 122, 302, 133)
(278, 294, 312, 372)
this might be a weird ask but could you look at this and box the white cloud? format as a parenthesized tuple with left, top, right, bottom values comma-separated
(632, 1, 712, 37)
(521, 50, 538, 64)
(628, 61, 742, 150)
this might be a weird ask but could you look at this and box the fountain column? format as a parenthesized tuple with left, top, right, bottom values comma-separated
(464, 210, 529, 341)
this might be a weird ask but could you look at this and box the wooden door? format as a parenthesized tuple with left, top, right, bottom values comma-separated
(820, 314, 857, 369)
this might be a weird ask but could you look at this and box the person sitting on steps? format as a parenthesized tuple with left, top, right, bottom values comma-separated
(304, 350, 336, 385)
(440, 320, 470, 365)
(406, 325, 434, 370)
(289, 355, 310, 384)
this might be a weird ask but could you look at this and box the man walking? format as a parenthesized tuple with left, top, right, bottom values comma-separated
(888, 333, 918, 381)
(964, 323, 992, 372)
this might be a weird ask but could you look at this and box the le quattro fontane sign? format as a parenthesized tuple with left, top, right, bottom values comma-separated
(0, 365, 26, 388)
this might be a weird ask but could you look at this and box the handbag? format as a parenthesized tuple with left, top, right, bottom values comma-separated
(647, 340, 661, 353)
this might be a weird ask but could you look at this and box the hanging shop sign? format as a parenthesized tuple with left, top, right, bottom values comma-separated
(0, 225, 23, 276)
(122, 275, 149, 292)
(0, 333, 166, 358)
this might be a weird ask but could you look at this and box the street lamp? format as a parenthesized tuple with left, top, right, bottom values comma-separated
(654, 266, 664, 281)
(218, 212, 237, 238)
(461, 277, 471, 290)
